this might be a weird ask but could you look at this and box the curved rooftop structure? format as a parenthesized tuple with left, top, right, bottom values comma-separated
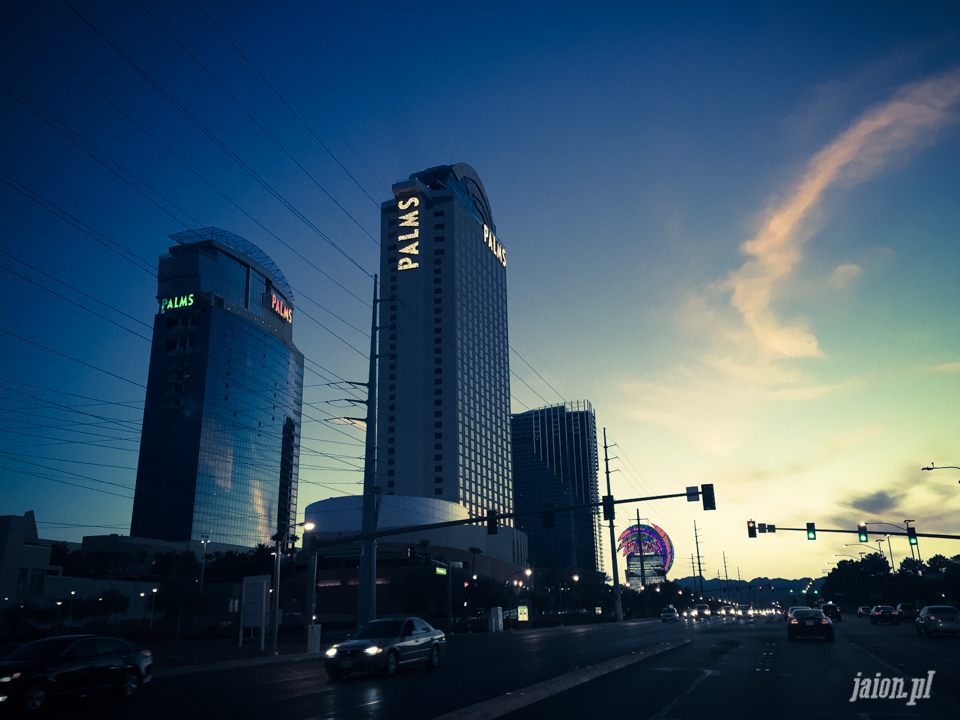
(169, 227, 294, 301)
(409, 163, 495, 232)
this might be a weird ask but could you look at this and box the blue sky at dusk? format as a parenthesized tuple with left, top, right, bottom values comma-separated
(1, 1, 959, 582)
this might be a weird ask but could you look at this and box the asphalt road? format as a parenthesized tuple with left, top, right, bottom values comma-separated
(32, 615, 960, 720)
(501, 615, 960, 720)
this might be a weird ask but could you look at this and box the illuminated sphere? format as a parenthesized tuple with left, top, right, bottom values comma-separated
(616, 523, 675, 574)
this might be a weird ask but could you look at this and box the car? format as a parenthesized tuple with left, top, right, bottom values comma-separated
(857, 605, 872, 617)
(694, 603, 711, 620)
(0, 634, 152, 712)
(896, 603, 918, 621)
(869, 605, 900, 625)
(915, 605, 960, 637)
(821, 604, 842, 622)
(324, 616, 445, 678)
(738, 605, 755, 619)
(787, 608, 836, 642)
(785, 606, 810, 622)
(719, 605, 735, 617)
(787, 608, 835, 642)
(661, 608, 680, 622)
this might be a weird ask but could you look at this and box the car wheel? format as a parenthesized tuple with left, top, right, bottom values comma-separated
(24, 683, 47, 711)
(384, 650, 399, 676)
(427, 644, 440, 668)
(916, 624, 922, 636)
(118, 671, 140, 698)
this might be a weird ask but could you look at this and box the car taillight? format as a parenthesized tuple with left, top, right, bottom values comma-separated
(892, 611, 899, 615)
(141, 650, 152, 657)
(820, 619, 829, 625)
(789, 619, 798, 624)
(873, 611, 881, 615)
(928, 615, 936, 621)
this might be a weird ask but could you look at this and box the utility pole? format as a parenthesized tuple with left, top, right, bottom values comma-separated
(723, 552, 730, 594)
(603, 429, 623, 622)
(636, 509, 646, 589)
(694, 521, 704, 593)
(690, 554, 696, 587)
(356, 275, 380, 628)
(737, 567, 743, 594)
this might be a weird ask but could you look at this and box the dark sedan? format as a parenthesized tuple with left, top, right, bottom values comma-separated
(869, 605, 900, 625)
(915, 605, 960, 637)
(821, 604, 842, 622)
(0, 635, 152, 711)
(325, 617, 445, 678)
(787, 609, 835, 642)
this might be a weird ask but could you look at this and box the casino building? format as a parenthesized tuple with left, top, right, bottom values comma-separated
(130, 227, 304, 549)
(306, 164, 525, 567)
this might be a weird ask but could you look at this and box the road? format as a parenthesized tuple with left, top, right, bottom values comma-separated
(48, 615, 960, 720)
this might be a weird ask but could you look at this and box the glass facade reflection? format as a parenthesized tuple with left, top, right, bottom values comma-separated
(511, 401, 602, 573)
(130, 227, 304, 549)
(378, 164, 513, 526)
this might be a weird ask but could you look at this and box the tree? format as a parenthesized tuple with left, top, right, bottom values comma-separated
(861, 553, 890, 578)
(926, 555, 950, 574)
(899, 557, 924, 576)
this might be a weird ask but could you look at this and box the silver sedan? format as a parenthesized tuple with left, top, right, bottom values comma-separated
(325, 617, 446, 678)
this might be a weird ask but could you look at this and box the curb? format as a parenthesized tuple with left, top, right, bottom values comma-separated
(153, 651, 326, 680)
(431, 638, 691, 720)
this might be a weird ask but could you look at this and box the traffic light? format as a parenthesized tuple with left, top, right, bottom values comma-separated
(602, 495, 615, 521)
(747, 520, 757, 538)
(907, 526, 918, 546)
(487, 509, 498, 535)
(806, 522, 816, 540)
(701, 484, 716, 511)
(858, 523, 868, 542)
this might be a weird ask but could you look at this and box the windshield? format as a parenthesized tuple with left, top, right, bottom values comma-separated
(4, 637, 78, 662)
(352, 620, 403, 640)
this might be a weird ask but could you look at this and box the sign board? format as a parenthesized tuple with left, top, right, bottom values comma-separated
(517, 605, 529, 622)
(239, 574, 270, 651)
(323, 547, 362, 558)
(435, 567, 448, 576)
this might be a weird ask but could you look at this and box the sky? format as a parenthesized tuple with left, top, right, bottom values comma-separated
(1, 0, 959, 584)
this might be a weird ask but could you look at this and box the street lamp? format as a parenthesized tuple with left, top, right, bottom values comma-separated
(271, 520, 315, 655)
(67, 590, 75, 628)
(199, 533, 211, 594)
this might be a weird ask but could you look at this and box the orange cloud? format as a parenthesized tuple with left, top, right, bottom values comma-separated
(725, 68, 960, 358)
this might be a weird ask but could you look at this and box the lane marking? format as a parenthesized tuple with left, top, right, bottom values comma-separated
(649, 669, 715, 720)
(431, 640, 690, 720)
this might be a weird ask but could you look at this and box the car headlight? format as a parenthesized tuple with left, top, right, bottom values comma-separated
(363, 646, 382, 656)
(0, 673, 21, 683)
(325, 647, 338, 658)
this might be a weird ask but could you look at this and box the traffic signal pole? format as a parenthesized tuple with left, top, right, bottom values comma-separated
(603, 428, 623, 622)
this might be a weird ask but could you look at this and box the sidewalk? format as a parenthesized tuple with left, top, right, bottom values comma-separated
(148, 634, 331, 679)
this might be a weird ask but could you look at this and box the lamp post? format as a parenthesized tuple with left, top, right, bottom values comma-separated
(67, 590, 75, 628)
(504, 568, 532, 630)
(199, 533, 210, 594)
(271, 520, 314, 655)
(150, 588, 157, 629)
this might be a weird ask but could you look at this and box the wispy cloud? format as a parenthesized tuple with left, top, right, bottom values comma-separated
(828, 263, 862, 289)
(724, 68, 960, 358)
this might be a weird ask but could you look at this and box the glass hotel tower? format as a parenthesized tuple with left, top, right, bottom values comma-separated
(379, 165, 512, 525)
(130, 228, 304, 549)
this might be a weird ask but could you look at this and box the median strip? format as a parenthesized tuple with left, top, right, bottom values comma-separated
(432, 639, 691, 720)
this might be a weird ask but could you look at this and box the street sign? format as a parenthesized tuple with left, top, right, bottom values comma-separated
(435, 566, 448, 575)
(323, 547, 362, 558)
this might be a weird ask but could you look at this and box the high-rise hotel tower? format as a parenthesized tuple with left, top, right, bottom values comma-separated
(378, 165, 512, 525)
(130, 228, 304, 549)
